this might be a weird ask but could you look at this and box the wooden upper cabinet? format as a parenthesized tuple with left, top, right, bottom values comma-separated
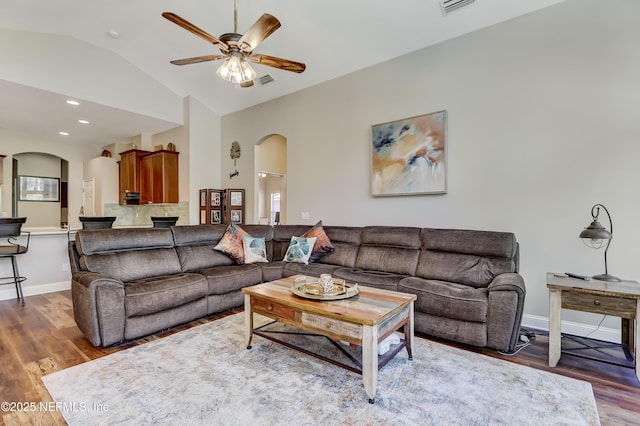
(139, 150, 179, 204)
(118, 149, 148, 204)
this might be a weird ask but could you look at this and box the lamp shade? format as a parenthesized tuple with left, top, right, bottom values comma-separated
(216, 52, 256, 84)
(579, 219, 612, 240)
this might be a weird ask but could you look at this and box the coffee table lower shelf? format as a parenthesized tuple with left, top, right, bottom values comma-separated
(253, 321, 408, 375)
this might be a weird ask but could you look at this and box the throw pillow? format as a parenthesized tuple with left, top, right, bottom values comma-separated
(283, 236, 317, 265)
(301, 220, 334, 263)
(242, 236, 268, 264)
(214, 223, 251, 264)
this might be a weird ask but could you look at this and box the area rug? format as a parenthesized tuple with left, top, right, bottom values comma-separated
(43, 313, 600, 425)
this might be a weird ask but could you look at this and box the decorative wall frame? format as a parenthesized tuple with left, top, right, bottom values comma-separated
(371, 110, 447, 196)
(211, 210, 221, 224)
(211, 192, 221, 207)
(230, 210, 242, 223)
(18, 175, 60, 202)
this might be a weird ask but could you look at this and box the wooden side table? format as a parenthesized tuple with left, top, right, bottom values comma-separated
(547, 272, 640, 382)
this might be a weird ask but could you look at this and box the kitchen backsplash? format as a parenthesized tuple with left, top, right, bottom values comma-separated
(104, 202, 189, 226)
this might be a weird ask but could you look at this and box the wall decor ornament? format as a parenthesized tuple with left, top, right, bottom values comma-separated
(230, 141, 241, 179)
(371, 110, 447, 196)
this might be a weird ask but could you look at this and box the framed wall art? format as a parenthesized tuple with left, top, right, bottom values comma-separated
(211, 191, 221, 207)
(18, 175, 60, 202)
(230, 210, 242, 224)
(211, 210, 221, 224)
(371, 110, 447, 196)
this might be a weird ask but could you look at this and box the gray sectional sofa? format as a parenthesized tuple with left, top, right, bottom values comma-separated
(69, 224, 525, 352)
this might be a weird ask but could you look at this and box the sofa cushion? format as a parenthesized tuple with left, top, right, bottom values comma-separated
(171, 224, 227, 246)
(76, 228, 174, 255)
(175, 245, 235, 272)
(354, 226, 421, 275)
(301, 221, 334, 262)
(333, 268, 405, 291)
(398, 277, 488, 323)
(124, 273, 208, 317)
(417, 228, 517, 288)
(417, 251, 515, 289)
(283, 236, 317, 264)
(243, 236, 268, 264)
(199, 264, 263, 295)
(81, 248, 182, 282)
(214, 223, 251, 264)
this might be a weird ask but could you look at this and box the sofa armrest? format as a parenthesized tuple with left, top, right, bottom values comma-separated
(487, 272, 525, 295)
(486, 273, 526, 353)
(71, 272, 126, 346)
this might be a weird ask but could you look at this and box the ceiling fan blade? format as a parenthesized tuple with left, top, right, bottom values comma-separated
(170, 54, 226, 66)
(162, 12, 229, 53)
(248, 54, 306, 73)
(240, 80, 255, 88)
(237, 14, 281, 53)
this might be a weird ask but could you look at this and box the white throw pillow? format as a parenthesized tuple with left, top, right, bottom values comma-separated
(283, 236, 317, 265)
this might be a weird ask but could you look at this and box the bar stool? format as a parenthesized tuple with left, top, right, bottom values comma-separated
(0, 217, 29, 306)
(79, 216, 116, 229)
(151, 216, 179, 228)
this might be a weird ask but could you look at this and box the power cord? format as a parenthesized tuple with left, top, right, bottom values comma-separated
(498, 327, 536, 356)
(584, 315, 607, 338)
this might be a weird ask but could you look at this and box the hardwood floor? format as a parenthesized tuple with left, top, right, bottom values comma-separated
(1, 291, 638, 425)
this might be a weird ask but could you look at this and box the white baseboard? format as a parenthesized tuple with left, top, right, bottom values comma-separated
(0, 281, 70, 301)
(521, 313, 621, 343)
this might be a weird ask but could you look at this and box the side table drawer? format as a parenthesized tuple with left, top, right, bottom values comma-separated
(251, 297, 297, 321)
(562, 292, 637, 318)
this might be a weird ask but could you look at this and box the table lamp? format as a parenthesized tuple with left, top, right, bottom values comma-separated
(578, 203, 620, 282)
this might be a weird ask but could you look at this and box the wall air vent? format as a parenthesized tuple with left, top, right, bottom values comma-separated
(256, 74, 276, 86)
(440, 0, 477, 16)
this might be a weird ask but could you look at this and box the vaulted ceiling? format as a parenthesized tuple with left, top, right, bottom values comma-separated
(0, 0, 565, 146)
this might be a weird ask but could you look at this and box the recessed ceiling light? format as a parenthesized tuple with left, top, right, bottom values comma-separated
(107, 29, 120, 39)
(59, 131, 69, 136)
(66, 100, 80, 106)
(78, 119, 90, 124)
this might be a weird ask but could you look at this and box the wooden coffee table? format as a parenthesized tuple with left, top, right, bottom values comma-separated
(242, 275, 416, 403)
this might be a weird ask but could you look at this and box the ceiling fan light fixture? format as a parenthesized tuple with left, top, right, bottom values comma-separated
(216, 52, 256, 84)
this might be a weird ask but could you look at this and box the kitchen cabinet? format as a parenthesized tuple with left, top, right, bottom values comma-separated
(118, 149, 148, 204)
(140, 150, 179, 204)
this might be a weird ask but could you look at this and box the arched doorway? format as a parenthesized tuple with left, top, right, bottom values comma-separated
(254, 135, 286, 224)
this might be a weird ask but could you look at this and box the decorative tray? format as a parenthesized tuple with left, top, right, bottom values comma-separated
(291, 277, 359, 301)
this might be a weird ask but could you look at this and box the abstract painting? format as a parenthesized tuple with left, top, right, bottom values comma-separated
(371, 110, 447, 196)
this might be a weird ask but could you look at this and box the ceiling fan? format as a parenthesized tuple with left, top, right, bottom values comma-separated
(162, 0, 306, 87)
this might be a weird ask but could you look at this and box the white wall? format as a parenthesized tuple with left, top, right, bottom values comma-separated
(184, 96, 222, 224)
(83, 156, 119, 216)
(221, 0, 640, 334)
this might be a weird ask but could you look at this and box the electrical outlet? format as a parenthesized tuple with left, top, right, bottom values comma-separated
(301, 212, 310, 220)
(62, 263, 69, 272)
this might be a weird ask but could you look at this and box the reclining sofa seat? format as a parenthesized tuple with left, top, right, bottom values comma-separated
(170, 225, 271, 315)
(398, 228, 525, 352)
(333, 226, 421, 291)
(71, 228, 208, 346)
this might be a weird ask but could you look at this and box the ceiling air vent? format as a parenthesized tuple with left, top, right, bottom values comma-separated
(256, 74, 276, 86)
(440, 0, 477, 16)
